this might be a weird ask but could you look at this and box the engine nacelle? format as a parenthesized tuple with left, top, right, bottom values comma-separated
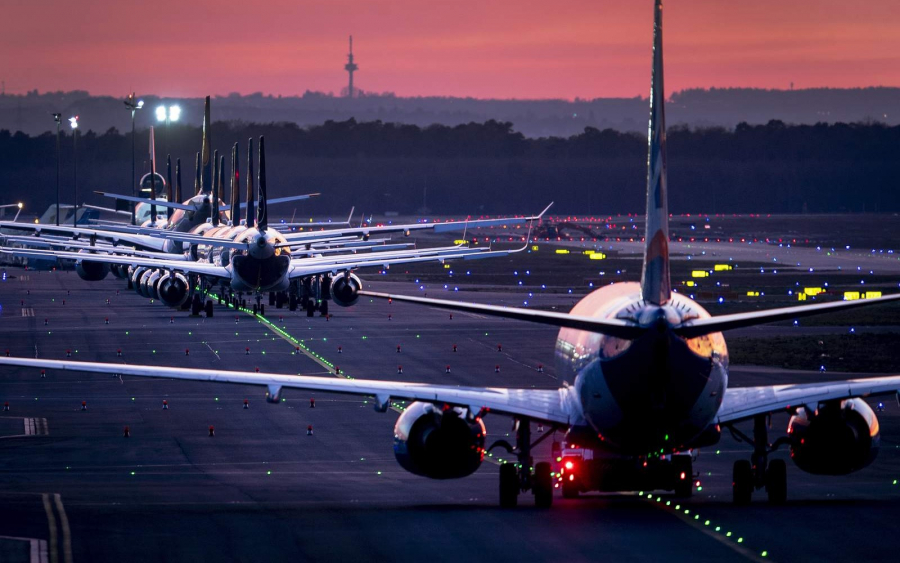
(393, 402, 485, 479)
(330, 273, 363, 307)
(131, 266, 148, 293)
(145, 270, 163, 300)
(138, 269, 157, 298)
(75, 250, 110, 281)
(788, 398, 880, 475)
(157, 272, 190, 308)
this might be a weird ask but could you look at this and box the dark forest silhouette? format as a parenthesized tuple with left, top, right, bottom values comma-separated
(1, 119, 897, 216)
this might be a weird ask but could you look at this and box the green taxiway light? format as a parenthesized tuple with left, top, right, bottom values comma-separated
(737, 538, 743, 543)
(131, 471, 135, 475)
(377, 471, 382, 475)
(761, 552, 768, 557)
(704, 520, 710, 526)
(726, 532, 732, 537)
(267, 471, 271, 475)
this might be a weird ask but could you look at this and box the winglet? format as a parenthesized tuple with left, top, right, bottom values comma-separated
(640, 0, 672, 306)
(534, 201, 554, 220)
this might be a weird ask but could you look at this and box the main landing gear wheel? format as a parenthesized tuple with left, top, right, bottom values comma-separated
(499, 463, 518, 508)
(306, 301, 316, 317)
(732, 460, 753, 505)
(259, 304, 265, 316)
(533, 462, 553, 508)
(204, 299, 214, 318)
(766, 459, 787, 504)
(289, 295, 298, 312)
(673, 455, 693, 498)
(319, 300, 328, 316)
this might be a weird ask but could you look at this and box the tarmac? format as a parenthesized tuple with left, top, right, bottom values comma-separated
(1, 267, 899, 562)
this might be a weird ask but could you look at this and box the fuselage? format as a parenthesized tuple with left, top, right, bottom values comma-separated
(555, 282, 728, 455)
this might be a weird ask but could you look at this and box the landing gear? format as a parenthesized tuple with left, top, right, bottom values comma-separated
(533, 462, 553, 508)
(204, 299, 213, 317)
(732, 460, 753, 505)
(492, 418, 557, 508)
(288, 294, 298, 312)
(499, 463, 518, 508)
(306, 301, 315, 317)
(268, 292, 275, 306)
(319, 300, 328, 316)
(727, 414, 789, 505)
(190, 294, 202, 316)
(766, 459, 787, 504)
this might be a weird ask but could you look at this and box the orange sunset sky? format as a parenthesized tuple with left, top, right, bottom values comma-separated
(1, 0, 898, 99)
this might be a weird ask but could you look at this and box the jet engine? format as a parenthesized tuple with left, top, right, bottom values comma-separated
(330, 273, 363, 307)
(157, 272, 190, 308)
(393, 402, 485, 479)
(788, 398, 880, 475)
(137, 269, 157, 298)
(130, 266, 148, 294)
(144, 270, 163, 299)
(75, 250, 110, 281)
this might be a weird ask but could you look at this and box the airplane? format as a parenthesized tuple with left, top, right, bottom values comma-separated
(2, 135, 547, 316)
(6, 0, 898, 508)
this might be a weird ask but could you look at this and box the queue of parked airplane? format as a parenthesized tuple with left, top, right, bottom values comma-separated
(0, 96, 549, 316)
(2, 0, 900, 509)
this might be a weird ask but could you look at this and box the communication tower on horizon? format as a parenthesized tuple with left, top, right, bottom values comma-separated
(344, 36, 359, 98)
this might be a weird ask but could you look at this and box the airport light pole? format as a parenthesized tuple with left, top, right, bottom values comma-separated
(155, 104, 180, 160)
(52, 113, 61, 225)
(69, 116, 79, 226)
(124, 93, 144, 225)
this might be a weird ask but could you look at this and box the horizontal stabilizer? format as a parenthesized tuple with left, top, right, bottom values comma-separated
(360, 291, 646, 339)
(220, 192, 320, 212)
(674, 293, 900, 338)
(95, 191, 194, 212)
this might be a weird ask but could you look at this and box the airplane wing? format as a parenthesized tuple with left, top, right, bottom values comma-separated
(717, 375, 900, 424)
(221, 193, 320, 212)
(0, 221, 169, 251)
(0, 236, 187, 260)
(281, 203, 553, 242)
(0, 357, 577, 425)
(0, 247, 228, 278)
(288, 246, 525, 279)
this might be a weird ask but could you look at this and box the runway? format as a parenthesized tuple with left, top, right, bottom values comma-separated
(1, 269, 899, 562)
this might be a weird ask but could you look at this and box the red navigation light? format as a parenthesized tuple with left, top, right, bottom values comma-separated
(679, 472, 686, 480)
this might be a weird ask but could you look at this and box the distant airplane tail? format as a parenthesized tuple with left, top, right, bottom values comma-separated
(257, 136, 268, 231)
(200, 96, 212, 194)
(246, 138, 255, 227)
(230, 143, 240, 226)
(640, 0, 672, 306)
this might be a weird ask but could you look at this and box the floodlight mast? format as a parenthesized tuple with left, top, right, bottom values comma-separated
(124, 93, 144, 225)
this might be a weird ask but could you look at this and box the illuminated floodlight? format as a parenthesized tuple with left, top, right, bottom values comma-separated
(169, 105, 181, 122)
(155, 106, 167, 122)
(17, 202, 23, 209)
(137, 100, 144, 109)
(68, 116, 78, 129)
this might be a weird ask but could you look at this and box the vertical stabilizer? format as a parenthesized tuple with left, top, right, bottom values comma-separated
(640, 0, 671, 306)
(257, 136, 267, 232)
(148, 127, 158, 224)
(218, 155, 225, 226)
(165, 155, 174, 220)
(246, 138, 255, 227)
(193, 152, 201, 196)
(230, 142, 240, 226)
(200, 96, 211, 194)
(175, 158, 182, 203)
(211, 149, 220, 227)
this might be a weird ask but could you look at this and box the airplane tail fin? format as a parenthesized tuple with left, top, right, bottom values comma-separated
(166, 155, 174, 220)
(200, 96, 212, 194)
(640, 0, 671, 306)
(211, 149, 220, 226)
(149, 127, 158, 224)
(230, 142, 240, 226)
(246, 138, 255, 227)
(175, 158, 182, 203)
(194, 152, 201, 196)
(257, 136, 268, 232)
